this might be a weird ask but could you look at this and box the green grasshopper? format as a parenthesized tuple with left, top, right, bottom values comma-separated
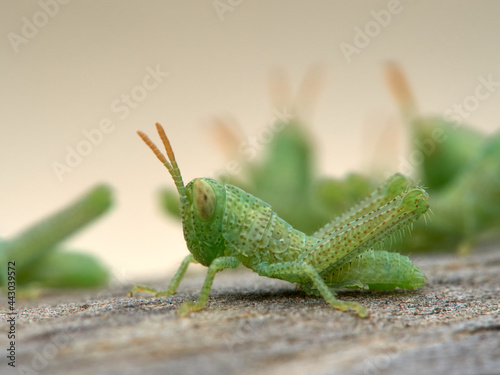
(385, 62, 486, 192)
(385, 63, 500, 253)
(130, 123, 429, 317)
(0, 185, 112, 291)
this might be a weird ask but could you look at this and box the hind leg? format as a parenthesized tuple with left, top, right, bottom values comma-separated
(256, 261, 369, 317)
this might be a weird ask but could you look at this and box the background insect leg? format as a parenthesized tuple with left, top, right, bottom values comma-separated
(178, 256, 240, 316)
(327, 279, 368, 290)
(298, 279, 367, 297)
(129, 254, 196, 297)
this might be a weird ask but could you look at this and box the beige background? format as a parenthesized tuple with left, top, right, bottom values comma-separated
(1, 1, 499, 281)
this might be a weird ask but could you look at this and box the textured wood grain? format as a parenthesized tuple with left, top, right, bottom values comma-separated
(4, 245, 499, 375)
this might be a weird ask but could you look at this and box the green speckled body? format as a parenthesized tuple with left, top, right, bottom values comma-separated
(222, 184, 317, 268)
(180, 174, 428, 290)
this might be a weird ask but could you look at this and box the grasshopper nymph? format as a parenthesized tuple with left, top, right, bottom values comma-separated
(130, 123, 429, 317)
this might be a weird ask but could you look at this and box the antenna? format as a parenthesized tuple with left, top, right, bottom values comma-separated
(137, 123, 186, 199)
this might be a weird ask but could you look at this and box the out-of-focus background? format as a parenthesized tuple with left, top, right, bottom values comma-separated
(1, 1, 499, 281)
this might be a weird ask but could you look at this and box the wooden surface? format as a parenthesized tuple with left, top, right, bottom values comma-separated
(3, 245, 500, 375)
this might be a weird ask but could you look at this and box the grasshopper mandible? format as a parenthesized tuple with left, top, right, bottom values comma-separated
(130, 123, 429, 317)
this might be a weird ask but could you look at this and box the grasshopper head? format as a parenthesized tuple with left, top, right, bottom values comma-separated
(183, 178, 227, 265)
(138, 124, 226, 266)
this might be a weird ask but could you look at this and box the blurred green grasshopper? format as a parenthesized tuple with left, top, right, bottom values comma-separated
(131, 123, 428, 317)
(160, 67, 377, 235)
(0, 185, 112, 291)
(160, 65, 499, 255)
(385, 63, 500, 253)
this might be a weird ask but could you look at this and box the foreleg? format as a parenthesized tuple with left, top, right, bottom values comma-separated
(178, 256, 240, 316)
(129, 254, 197, 297)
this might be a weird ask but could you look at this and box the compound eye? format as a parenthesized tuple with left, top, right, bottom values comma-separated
(193, 179, 216, 220)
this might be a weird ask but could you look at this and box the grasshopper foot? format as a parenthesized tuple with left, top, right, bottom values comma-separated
(178, 301, 204, 317)
(341, 300, 369, 318)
